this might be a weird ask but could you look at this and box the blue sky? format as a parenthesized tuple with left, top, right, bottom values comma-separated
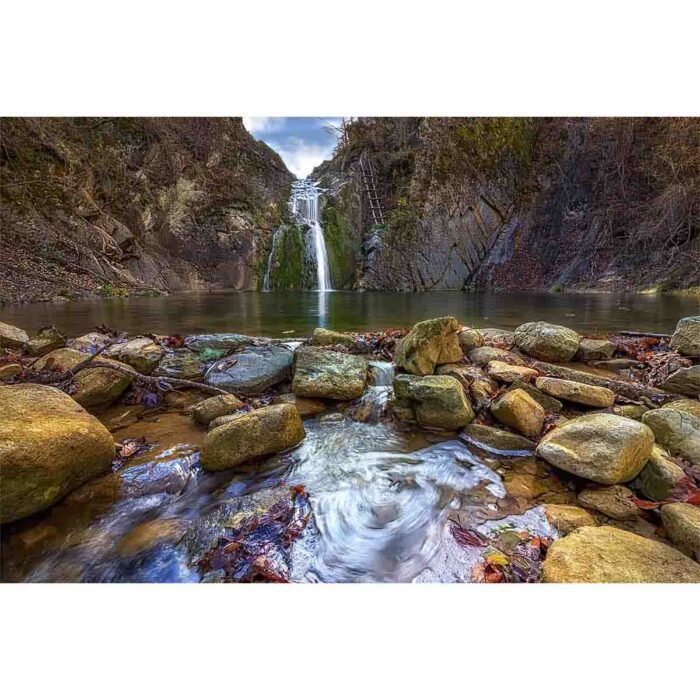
(243, 117, 343, 178)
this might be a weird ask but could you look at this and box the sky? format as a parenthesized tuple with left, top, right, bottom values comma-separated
(243, 117, 343, 178)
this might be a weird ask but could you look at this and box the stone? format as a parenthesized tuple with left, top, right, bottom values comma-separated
(185, 333, 251, 352)
(513, 321, 580, 362)
(670, 316, 700, 358)
(0, 363, 22, 380)
(479, 328, 514, 346)
(535, 376, 615, 407)
(661, 503, 700, 561)
(117, 518, 186, 557)
(200, 404, 305, 472)
(68, 332, 112, 354)
(154, 351, 204, 380)
(659, 365, 700, 396)
(507, 380, 563, 412)
(460, 424, 535, 453)
(634, 444, 687, 501)
(106, 336, 164, 374)
(663, 398, 700, 417)
(0, 321, 28, 349)
(468, 346, 527, 367)
(590, 358, 640, 371)
(543, 504, 597, 535)
(393, 374, 474, 430)
(490, 389, 545, 437)
(273, 393, 326, 417)
(205, 344, 294, 394)
(536, 413, 654, 485)
(310, 327, 355, 349)
(292, 346, 367, 400)
(541, 526, 700, 583)
(191, 394, 245, 424)
(98, 404, 146, 432)
(393, 316, 461, 375)
(486, 360, 539, 383)
(25, 326, 66, 356)
(0, 384, 116, 523)
(458, 328, 484, 352)
(208, 414, 241, 430)
(613, 404, 649, 420)
(642, 408, 700, 464)
(578, 485, 638, 520)
(575, 338, 615, 361)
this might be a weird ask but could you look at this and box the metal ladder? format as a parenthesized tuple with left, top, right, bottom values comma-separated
(358, 152, 384, 225)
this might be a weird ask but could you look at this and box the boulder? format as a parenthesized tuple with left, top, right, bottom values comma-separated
(393, 317, 461, 375)
(536, 413, 654, 485)
(574, 338, 615, 361)
(205, 345, 294, 394)
(458, 328, 484, 352)
(310, 327, 355, 349)
(661, 503, 700, 561)
(0, 363, 22, 380)
(634, 445, 687, 501)
(591, 358, 640, 371)
(68, 332, 112, 354)
(273, 393, 326, 417)
(185, 333, 251, 352)
(613, 404, 649, 420)
(154, 351, 204, 380)
(191, 394, 245, 424)
(292, 346, 367, 400)
(543, 504, 597, 535)
(490, 389, 544, 437)
(106, 336, 164, 374)
(393, 374, 474, 430)
(507, 380, 563, 412)
(642, 408, 700, 464)
(0, 384, 116, 523)
(486, 361, 539, 383)
(98, 404, 146, 432)
(460, 424, 535, 453)
(0, 321, 28, 349)
(663, 398, 700, 417)
(535, 376, 615, 408)
(200, 404, 305, 472)
(468, 346, 527, 367)
(670, 316, 700, 357)
(659, 365, 700, 396)
(577, 485, 638, 520)
(513, 321, 580, 362)
(26, 326, 66, 356)
(541, 526, 700, 583)
(479, 328, 514, 346)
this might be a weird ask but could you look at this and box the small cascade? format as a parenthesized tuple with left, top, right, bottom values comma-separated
(262, 226, 283, 291)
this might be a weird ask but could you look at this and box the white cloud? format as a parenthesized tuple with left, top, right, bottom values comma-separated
(242, 117, 287, 134)
(275, 141, 335, 178)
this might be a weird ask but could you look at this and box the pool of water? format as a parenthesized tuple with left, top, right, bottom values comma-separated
(1, 290, 696, 337)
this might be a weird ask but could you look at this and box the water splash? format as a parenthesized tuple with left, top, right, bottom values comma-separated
(293, 179, 332, 291)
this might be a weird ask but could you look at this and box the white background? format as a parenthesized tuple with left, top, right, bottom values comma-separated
(2, 2, 699, 698)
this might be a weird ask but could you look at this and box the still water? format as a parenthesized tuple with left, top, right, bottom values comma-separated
(1, 290, 697, 336)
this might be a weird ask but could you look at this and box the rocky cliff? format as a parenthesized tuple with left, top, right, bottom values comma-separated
(0, 118, 294, 303)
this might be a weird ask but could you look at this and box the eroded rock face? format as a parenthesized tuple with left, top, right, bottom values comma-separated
(661, 503, 700, 561)
(670, 316, 700, 357)
(535, 376, 615, 408)
(0, 321, 28, 349)
(543, 504, 597, 535)
(659, 365, 700, 396)
(393, 317, 461, 375)
(292, 347, 367, 400)
(200, 404, 305, 472)
(191, 394, 245, 425)
(541, 526, 700, 583)
(310, 328, 355, 349)
(205, 345, 294, 394)
(634, 445, 687, 501)
(577, 485, 638, 520)
(514, 322, 580, 362)
(536, 413, 654, 485)
(0, 384, 116, 523)
(490, 389, 545, 437)
(642, 408, 700, 464)
(575, 338, 614, 361)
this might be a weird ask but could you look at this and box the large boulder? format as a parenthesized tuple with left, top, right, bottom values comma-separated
(154, 351, 204, 380)
(575, 338, 615, 361)
(536, 413, 654, 485)
(0, 321, 28, 349)
(26, 326, 66, 356)
(541, 526, 700, 583)
(659, 365, 700, 396)
(642, 408, 700, 464)
(633, 444, 687, 501)
(191, 394, 245, 424)
(205, 345, 294, 394)
(106, 336, 164, 374)
(0, 384, 116, 523)
(200, 404, 305, 472)
(393, 374, 474, 430)
(513, 322, 580, 362)
(535, 376, 614, 408)
(292, 346, 367, 400)
(310, 328, 355, 349)
(486, 361, 539, 383)
(394, 317, 462, 375)
(663, 399, 700, 417)
(661, 503, 700, 561)
(577, 485, 638, 520)
(490, 389, 545, 437)
(670, 316, 700, 357)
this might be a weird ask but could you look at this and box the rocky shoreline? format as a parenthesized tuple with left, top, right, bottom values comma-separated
(1, 314, 699, 582)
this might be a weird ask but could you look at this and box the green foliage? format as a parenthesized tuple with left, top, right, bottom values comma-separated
(97, 283, 128, 298)
(386, 197, 421, 243)
(267, 224, 308, 289)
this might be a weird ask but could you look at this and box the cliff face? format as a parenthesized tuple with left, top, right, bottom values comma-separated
(313, 117, 700, 293)
(0, 118, 293, 303)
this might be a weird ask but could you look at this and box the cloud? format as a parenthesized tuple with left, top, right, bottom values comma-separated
(242, 117, 287, 133)
(273, 141, 336, 178)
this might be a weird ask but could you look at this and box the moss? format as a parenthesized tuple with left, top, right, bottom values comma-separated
(321, 202, 357, 289)
(267, 223, 307, 289)
(97, 283, 128, 298)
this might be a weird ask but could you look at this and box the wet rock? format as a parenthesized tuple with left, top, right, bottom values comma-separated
(185, 333, 251, 352)
(117, 518, 186, 557)
(164, 389, 210, 411)
(479, 328, 514, 347)
(292, 346, 367, 400)
(613, 404, 649, 420)
(634, 445, 687, 501)
(578, 485, 638, 520)
(0, 384, 116, 523)
(205, 344, 293, 394)
(393, 316, 462, 375)
(393, 374, 474, 430)
(659, 365, 700, 395)
(460, 424, 535, 452)
(0, 363, 22, 380)
(490, 389, 545, 437)
(192, 394, 245, 424)
(468, 346, 527, 367)
(590, 358, 640, 371)
(68, 332, 112, 354)
(0, 321, 28, 349)
(642, 408, 700, 463)
(310, 327, 355, 349)
(154, 351, 204, 380)
(537, 413, 654, 485)
(513, 321, 580, 362)
(458, 328, 484, 352)
(575, 338, 615, 361)
(106, 336, 164, 374)
(670, 316, 700, 358)
(663, 398, 700, 417)
(98, 404, 146, 432)
(486, 360, 539, 383)
(661, 503, 700, 561)
(507, 380, 563, 412)
(273, 393, 326, 417)
(200, 404, 305, 471)
(541, 526, 700, 582)
(535, 376, 615, 407)
(543, 504, 597, 535)
(503, 463, 571, 502)
(26, 326, 66, 356)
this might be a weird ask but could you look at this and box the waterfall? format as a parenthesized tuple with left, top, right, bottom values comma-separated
(262, 226, 283, 291)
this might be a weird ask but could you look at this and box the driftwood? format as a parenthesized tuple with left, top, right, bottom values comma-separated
(618, 331, 671, 339)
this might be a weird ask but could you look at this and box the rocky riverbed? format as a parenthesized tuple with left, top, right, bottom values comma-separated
(1, 315, 699, 582)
